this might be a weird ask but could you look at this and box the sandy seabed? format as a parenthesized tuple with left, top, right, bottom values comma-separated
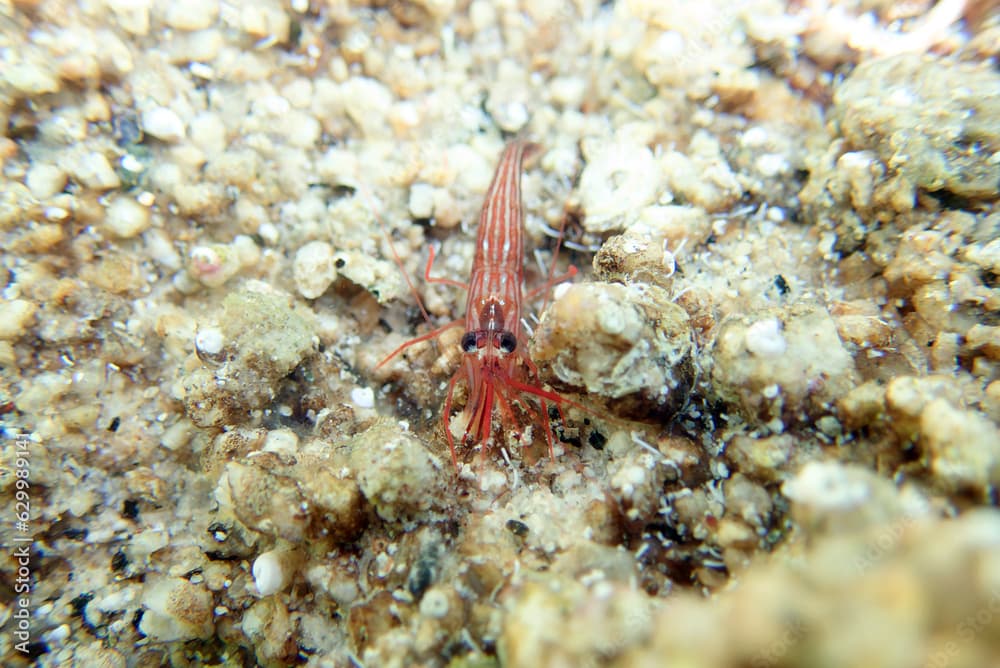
(1, 1, 1000, 666)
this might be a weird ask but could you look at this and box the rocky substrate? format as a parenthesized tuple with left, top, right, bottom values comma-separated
(1, 1, 998, 666)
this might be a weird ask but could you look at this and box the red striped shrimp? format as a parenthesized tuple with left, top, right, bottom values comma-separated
(378, 141, 578, 470)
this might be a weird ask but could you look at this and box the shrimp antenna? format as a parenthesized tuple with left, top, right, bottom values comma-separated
(354, 179, 434, 327)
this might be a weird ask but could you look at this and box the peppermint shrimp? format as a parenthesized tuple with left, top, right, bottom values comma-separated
(378, 141, 579, 470)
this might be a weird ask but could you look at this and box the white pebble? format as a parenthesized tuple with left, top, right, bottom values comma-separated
(782, 461, 870, 511)
(408, 183, 436, 219)
(189, 62, 215, 79)
(351, 387, 375, 409)
(142, 106, 186, 143)
(263, 428, 299, 455)
(755, 153, 789, 177)
(469, 0, 497, 30)
(741, 126, 769, 148)
(257, 222, 279, 245)
(549, 76, 586, 108)
(293, 241, 337, 299)
(44, 207, 69, 221)
(254, 94, 291, 116)
(252, 550, 291, 597)
(232, 234, 260, 266)
(194, 327, 224, 356)
(145, 228, 182, 270)
(43, 624, 71, 645)
(745, 318, 787, 357)
(419, 588, 450, 619)
(388, 101, 421, 133)
(282, 110, 321, 148)
(281, 78, 314, 108)
(120, 153, 144, 174)
(496, 101, 529, 133)
(598, 308, 625, 335)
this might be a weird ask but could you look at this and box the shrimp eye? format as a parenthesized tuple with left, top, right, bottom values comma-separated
(460, 332, 478, 353)
(497, 331, 517, 354)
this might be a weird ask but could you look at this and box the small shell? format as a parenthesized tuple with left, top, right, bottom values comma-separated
(578, 143, 660, 233)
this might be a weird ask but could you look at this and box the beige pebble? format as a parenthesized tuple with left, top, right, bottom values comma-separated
(341, 77, 394, 138)
(281, 110, 321, 148)
(72, 152, 121, 190)
(94, 29, 134, 76)
(0, 299, 38, 340)
(281, 78, 314, 108)
(189, 112, 227, 154)
(0, 341, 16, 368)
(965, 324, 1000, 361)
(294, 241, 337, 299)
(710, 304, 858, 425)
(0, 138, 17, 163)
(107, 0, 151, 35)
(166, 28, 223, 64)
(82, 92, 111, 122)
(138, 576, 214, 641)
(25, 164, 67, 199)
(408, 183, 436, 219)
(885, 375, 962, 441)
(164, 0, 219, 31)
(4, 62, 61, 95)
(142, 106, 187, 143)
(103, 196, 152, 238)
(533, 281, 695, 421)
(920, 398, 1000, 494)
(240, 4, 290, 41)
(469, 0, 497, 30)
(189, 244, 242, 288)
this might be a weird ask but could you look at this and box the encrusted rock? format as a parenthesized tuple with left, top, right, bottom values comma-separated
(532, 281, 695, 421)
(348, 419, 447, 524)
(884, 375, 963, 442)
(782, 460, 932, 535)
(709, 304, 858, 426)
(215, 436, 367, 544)
(179, 288, 316, 427)
(833, 54, 1000, 199)
(499, 575, 655, 665)
(293, 240, 337, 299)
(919, 398, 1000, 496)
(578, 142, 660, 233)
(138, 576, 214, 642)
